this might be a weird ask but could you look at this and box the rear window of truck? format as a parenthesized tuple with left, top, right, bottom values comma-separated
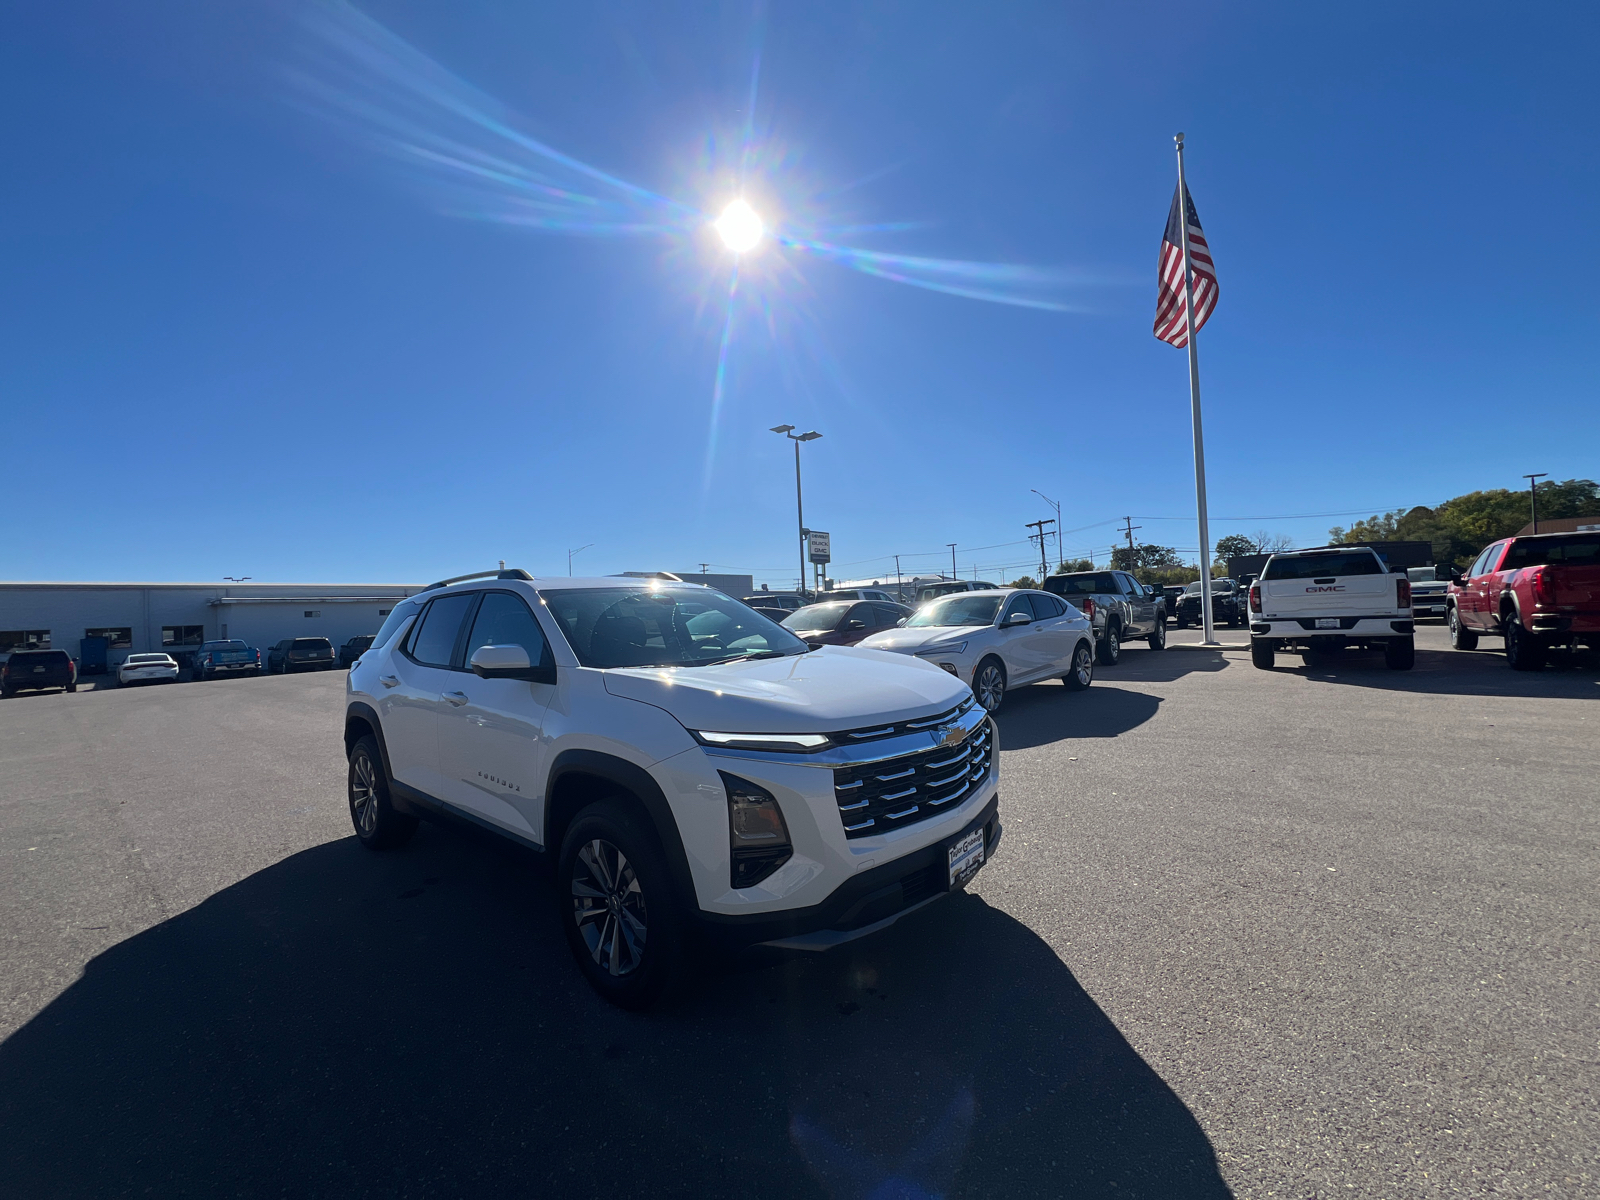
(1046, 574, 1119, 595)
(1502, 537, 1600, 568)
(1262, 552, 1384, 580)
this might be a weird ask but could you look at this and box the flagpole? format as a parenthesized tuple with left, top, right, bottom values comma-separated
(1174, 132, 1217, 645)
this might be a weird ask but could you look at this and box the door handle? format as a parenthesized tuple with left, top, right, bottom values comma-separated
(444, 691, 469, 707)
(379, 674, 399, 689)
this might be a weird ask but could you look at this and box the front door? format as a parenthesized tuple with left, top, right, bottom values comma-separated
(379, 591, 476, 798)
(997, 593, 1052, 683)
(1121, 574, 1155, 635)
(1467, 543, 1504, 631)
(436, 591, 556, 843)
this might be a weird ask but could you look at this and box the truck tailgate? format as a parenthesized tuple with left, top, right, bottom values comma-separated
(1550, 564, 1600, 610)
(1262, 574, 1397, 616)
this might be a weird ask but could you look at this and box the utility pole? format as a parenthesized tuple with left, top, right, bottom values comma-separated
(1121, 517, 1142, 569)
(1032, 489, 1063, 573)
(771, 425, 822, 598)
(894, 554, 903, 600)
(947, 543, 957, 581)
(1523, 473, 1548, 533)
(1025, 519, 1055, 581)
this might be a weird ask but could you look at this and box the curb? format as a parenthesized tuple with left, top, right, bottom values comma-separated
(1167, 642, 1249, 650)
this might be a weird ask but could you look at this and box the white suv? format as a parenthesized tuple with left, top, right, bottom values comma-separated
(345, 570, 1001, 1007)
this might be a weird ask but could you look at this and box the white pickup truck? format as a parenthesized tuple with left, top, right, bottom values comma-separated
(1247, 547, 1414, 670)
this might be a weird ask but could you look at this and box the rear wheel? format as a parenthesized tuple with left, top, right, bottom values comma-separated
(1384, 636, 1415, 671)
(1503, 612, 1545, 671)
(1251, 639, 1275, 670)
(1447, 606, 1478, 651)
(973, 657, 1007, 712)
(1147, 620, 1166, 651)
(1174, 615, 1189, 629)
(1062, 641, 1094, 691)
(1097, 622, 1121, 666)
(347, 734, 417, 850)
(558, 800, 685, 1010)
(66, 682, 77, 693)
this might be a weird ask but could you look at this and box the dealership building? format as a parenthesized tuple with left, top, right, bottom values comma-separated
(0, 580, 424, 668)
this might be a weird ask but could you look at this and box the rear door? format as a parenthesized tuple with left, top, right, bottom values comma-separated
(436, 591, 555, 842)
(1025, 593, 1076, 668)
(380, 591, 476, 798)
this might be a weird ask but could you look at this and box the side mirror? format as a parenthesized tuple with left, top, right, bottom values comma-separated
(470, 643, 555, 684)
(845, 620, 867, 631)
(1002, 612, 1032, 627)
(895, 618, 907, 627)
(1448, 570, 1464, 586)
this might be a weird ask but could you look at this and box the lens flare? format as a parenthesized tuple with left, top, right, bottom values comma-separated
(716, 200, 764, 253)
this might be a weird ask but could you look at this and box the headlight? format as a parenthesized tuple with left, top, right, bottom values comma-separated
(692, 730, 831, 752)
(721, 772, 793, 888)
(915, 641, 967, 656)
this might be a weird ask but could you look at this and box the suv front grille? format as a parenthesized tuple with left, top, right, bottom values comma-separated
(830, 699, 973, 746)
(833, 719, 992, 839)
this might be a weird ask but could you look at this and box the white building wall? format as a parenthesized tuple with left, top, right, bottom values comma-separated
(0, 583, 421, 669)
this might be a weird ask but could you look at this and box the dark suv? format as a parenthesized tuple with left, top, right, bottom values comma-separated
(338, 635, 376, 669)
(2, 649, 78, 697)
(268, 637, 336, 673)
(1174, 579, 1245, 628)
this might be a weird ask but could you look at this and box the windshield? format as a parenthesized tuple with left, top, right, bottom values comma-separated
(543, 587, 807, 668)
(905, 594, 1003, 627)
(1407, 567, 1445, 583)
(1262, 552, 1382, 580)
(782, 603, 850, 631)
(1183, 580, 1234, 593)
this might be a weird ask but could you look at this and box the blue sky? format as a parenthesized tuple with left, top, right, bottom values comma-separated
(4, 2, 1596, 586)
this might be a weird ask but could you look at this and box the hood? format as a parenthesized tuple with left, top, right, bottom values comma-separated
(601, 646, 967, 733)
(856, 626, 985, 654)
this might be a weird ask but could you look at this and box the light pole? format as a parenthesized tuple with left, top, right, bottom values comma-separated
(771, 425, 822, 597)
(947, 543, 957, 581)
(568, 544, 594, 576)
(1523, 473, 1548, 533)
(1031, 489, 1062, 572)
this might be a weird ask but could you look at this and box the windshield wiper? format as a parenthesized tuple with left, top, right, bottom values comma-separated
(691, 649, 798, 667)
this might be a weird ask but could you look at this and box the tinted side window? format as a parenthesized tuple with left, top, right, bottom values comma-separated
(408, 593, 475, 667)
(846, 604, 876, 629)
(871, 603, 906, 625)
(1002, 595, 1033, 622)
(465, 592, 550, 666)
(1031, 594, 1067, 618)
(1481, 542, 1507, 574)
(374, 599, 421, 648)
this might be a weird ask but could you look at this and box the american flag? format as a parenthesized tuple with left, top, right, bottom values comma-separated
(1153, 182, 1218, 348)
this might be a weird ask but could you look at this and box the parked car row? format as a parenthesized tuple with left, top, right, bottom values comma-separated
(1444, 531, 1599, 670)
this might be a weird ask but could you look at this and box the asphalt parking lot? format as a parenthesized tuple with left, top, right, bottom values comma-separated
(1, 625, 1594, 1198)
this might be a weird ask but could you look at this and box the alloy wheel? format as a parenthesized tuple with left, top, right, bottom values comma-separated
(974, 661, 1006, 711)
(350, 752, 379, 835)
(1072, 645, 1093, 687)
(571, 839, 648, 977)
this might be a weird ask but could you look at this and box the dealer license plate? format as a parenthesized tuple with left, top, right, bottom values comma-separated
(947, 828, 986, 889)
(1315, 618, 1340, 629)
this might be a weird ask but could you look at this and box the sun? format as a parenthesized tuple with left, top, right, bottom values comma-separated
(715, 199, 764, 253)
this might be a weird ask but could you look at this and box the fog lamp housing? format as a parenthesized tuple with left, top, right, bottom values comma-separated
(721, 771, 793, 888)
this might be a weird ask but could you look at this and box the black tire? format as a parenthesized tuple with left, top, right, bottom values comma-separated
(66, 682, 77, 693)
(1251, 639, 1275, 670)
(1062, 640, 1094, 691)
(1503, 612, 1545, 671)
(1447, 605, 1478, 651)
(558, 800, 685, 1010)
(2, 686, 14, 698)
(1384, 636, 1415, 671)
(1147, 620, 1166, 651)
(973, 656, 1007, 712)
(1174, 616, 1189, 629)
(1097, 622, 1121, 666)
(347, 734, 418, 850)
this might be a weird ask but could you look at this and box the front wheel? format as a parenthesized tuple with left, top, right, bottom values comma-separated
(1384, 636, 1415, 671)
(348, 735, 417, 850)
(1503, 613, 1545, 671)
(1147, 620, 1166, 651)
(1174, 616, 1189, 629)
(1062, 640, 1094, 691)
(973, 657, 1007, 712)
(1251, 639, 1275, 670)
(558, 800, 685, 1010)
(1447, 606, 1478, 651)
(1097, 623, 1121, 666)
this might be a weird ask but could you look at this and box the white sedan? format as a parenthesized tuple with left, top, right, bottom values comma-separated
(118, 653, 180, 686)
(858, 588, 1095, 711)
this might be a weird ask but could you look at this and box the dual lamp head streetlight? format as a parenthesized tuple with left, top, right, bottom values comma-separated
(770, 425, 820, 442)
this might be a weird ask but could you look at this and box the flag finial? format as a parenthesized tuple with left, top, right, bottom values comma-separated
(1175, 132, 1185, 147)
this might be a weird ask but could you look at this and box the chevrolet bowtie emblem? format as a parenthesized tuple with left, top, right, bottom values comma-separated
(934, 725, 964, 750)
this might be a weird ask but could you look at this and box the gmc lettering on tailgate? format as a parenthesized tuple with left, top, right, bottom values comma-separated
(1305, 585, 1346, 592)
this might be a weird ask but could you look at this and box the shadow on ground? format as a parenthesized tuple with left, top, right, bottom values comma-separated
(993, 684, 1163, 750)
(0, 823, 1230, 1199)
(1285, 645, 1600, 698)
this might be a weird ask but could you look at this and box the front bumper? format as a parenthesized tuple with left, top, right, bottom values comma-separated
(694, 794, 1001, 951)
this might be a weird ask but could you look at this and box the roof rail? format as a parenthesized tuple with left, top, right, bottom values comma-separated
(424, 568, 535, 590)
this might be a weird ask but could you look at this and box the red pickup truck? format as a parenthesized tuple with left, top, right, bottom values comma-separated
(1446, 531, 1600, 670)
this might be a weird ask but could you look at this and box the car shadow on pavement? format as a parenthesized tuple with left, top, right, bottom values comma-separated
(1286, 646, 1600, 699)
(0, 824, 1231, 1199)
(993, 685, 1162, 750)
(1101, 647, 1233, 684)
